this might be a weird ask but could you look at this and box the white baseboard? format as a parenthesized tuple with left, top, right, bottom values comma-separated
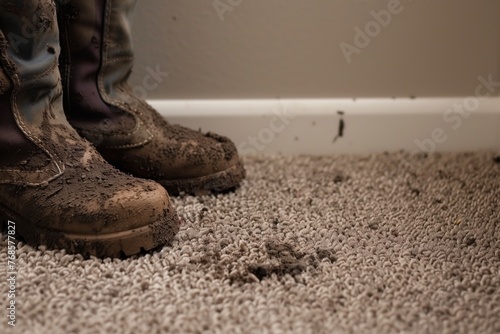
(150, 98, 500, 155)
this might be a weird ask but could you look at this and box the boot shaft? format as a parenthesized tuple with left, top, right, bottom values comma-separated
(0, 0, 68, 185)
(57, 0, 151, 148)
(0, 1, 62, 126)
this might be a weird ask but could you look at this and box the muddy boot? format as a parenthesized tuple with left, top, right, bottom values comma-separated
(57, 0, 245, 196)
(0, 0, 179, 258)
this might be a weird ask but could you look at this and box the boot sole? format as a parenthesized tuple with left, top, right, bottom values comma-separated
(0, 203, 179, 258)
(157, 160, 246, 196)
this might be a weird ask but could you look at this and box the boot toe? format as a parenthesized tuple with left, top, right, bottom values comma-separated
(153, 126, 246, 195)
(167, 125, 241, 177)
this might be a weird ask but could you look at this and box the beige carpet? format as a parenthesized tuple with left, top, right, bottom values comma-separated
(1, 152, 499, 334)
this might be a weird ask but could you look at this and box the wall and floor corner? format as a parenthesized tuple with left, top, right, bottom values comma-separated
(130, 0, 500, 154)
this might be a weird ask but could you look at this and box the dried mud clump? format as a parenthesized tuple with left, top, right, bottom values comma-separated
(234, 242, 337, 284)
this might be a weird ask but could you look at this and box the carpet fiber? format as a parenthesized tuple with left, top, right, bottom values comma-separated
(1, 152, 499, 333)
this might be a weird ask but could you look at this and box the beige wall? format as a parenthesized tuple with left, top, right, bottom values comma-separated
(130, 0, 500, 99)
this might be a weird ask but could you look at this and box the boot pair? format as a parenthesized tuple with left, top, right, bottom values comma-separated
(0, 0, 245, 257)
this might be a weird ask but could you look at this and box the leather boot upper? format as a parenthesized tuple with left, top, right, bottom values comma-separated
(57, 0, 245, 188)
